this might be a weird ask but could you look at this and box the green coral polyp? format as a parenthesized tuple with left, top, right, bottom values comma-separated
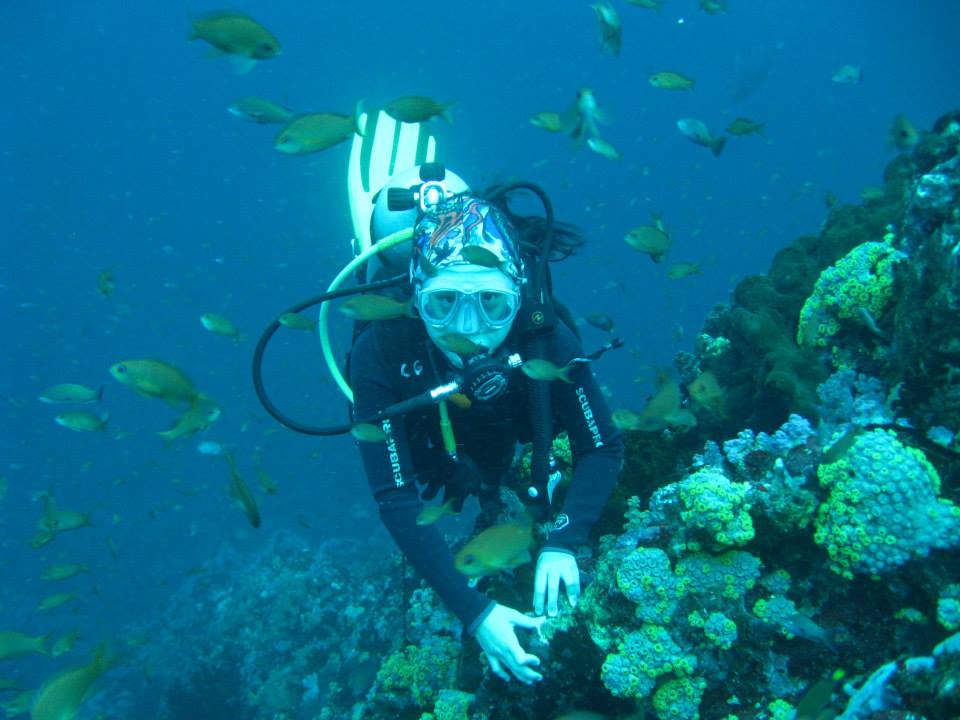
(674, 551, 762, 603)
(377, 639, 459, 709)
(797, 239, 906, 348)
(814, 429, 960, 577)
(767, 698, 796, 720)
(601, 624, 697, 699)
(617, 547, 678, 625)
(938, 584, 960, 630)
(703, 612, 738, 650)
(677, 469, 755, 549)
(652, 677, 708, 720)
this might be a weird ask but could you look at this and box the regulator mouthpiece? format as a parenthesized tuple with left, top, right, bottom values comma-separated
(460, 353, 522, 403)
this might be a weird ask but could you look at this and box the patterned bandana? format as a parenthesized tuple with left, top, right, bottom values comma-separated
(410, 196, 524, 285)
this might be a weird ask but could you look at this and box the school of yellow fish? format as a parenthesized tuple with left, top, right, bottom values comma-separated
(8, 4, 928, 718)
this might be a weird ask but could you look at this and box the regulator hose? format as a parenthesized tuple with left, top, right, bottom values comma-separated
(251, 274, 408, 436)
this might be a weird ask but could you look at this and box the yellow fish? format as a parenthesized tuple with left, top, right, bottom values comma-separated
(106, 535, 119, 560)
(530, 112, 564, 133)
(224, 452, 261, 528)
(437, 333, 488, 358)
(384, 96, 454, 124)
(591, 1, 622, 56)
(37, 593, 76, 611)
(228, 96, 294, 124)
(157, 400, 221, 443)
(626, 0, 665, 10)
(274, 112, 360, 155)
(38, 384, 102, 405)
(200, 313, 241, 342)
(687, 370, 726, 416)
(41, 564, 89, 582)
(254, 464, 278, 495)
(460, 245, 505, 269)
(455, 521, 534, 578)
(678, 118, 726, 156)
(831, 64, 862, 85)
(699, 0, 727, 13)
(888, 114, 918, 151)
(611, 408, 643, 431)
(278, 312, 316, 331)
(38, 493, 92, 533)
(350, 423, 389, 443)
(30, 530, 56, 549)
(30, 644, 113, 720)
(821, 427, 863, 465)
(51, 631, 81, 658)
(95, 269, 114, 297)
(625, 225, 671, 262)
(726, 117, 765, 136)
(188, 11, 281, 74)
(109, 359, 199, 406)
(338, 295, 414, 321)
(667, 262, 701, 279)
(521, 359, 575, 383)
(587, 137, 621, 160)
(633, 372, 695, 432)
(0, 631, 48, 661)
(54, 411, 108, 433)
(41, 509, 91, 533)
(649, 71, 695, 90)
(416, 499, 459, 526)
(563, 88, 611, 143)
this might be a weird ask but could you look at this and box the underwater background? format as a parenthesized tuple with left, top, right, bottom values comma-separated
(2, 1, 960, 718)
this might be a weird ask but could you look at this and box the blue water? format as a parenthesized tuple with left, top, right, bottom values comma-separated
(2, 0, 958, 709)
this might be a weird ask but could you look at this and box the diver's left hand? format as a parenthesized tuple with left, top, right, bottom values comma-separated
(533, 549, 580, 617)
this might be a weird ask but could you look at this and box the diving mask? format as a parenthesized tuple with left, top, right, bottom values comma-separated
(417, 267, 521, 365)
(416, 268, 520, 330)
(418, 287, 520, 329)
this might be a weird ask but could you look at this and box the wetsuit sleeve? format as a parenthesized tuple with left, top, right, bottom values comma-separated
(546, 323, 624, 549)
(349, 329, 493, 631)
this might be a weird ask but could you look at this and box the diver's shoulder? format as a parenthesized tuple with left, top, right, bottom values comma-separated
(548, 318, 584, 356)
(352, 318, 431, 373)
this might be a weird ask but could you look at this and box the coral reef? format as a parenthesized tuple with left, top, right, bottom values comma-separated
(668, 110, 960, 441)
(86, 110, 960, 720)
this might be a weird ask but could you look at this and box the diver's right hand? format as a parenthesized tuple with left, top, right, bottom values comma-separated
(474, 604, 545, 684)
(420, 458, 479, 512)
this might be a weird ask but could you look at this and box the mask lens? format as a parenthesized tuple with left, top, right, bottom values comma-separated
(479, 291, 515, 324)
(420, 290, 459, 325)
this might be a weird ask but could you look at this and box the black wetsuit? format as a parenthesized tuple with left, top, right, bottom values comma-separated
(350, 317, 623, 632)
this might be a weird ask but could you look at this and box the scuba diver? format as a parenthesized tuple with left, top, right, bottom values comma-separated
(348, 165, 624, 685)
(252, 114, 623, 686)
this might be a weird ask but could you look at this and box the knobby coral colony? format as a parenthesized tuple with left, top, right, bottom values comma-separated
(91, 112, 960, 720)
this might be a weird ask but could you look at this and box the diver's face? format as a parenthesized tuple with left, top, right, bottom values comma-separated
(417, 267, 520, 364)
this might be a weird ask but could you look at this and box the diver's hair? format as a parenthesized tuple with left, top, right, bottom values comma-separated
(476, 183, 585, 262)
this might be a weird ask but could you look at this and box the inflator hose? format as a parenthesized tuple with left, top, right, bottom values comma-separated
(251, 274, 408, 436)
